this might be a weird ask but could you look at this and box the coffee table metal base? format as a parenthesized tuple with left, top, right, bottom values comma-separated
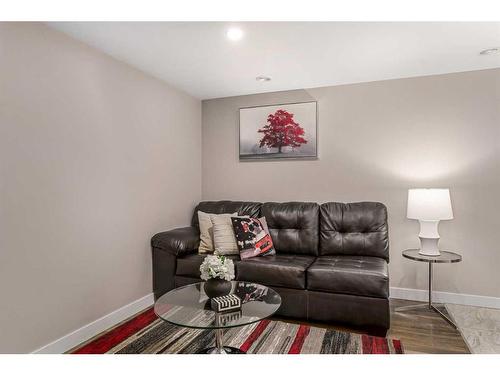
(197, 327, 246, 354)
(197, 346, 245, 354)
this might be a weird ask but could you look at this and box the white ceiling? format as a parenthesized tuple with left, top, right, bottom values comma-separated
(47, 22, 500, 99)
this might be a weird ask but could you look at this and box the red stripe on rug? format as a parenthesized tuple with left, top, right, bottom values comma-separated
(288, 325, 311, 354)
(361, 335, 390, 354)
(239, 319, 271, 353)
(73, 307, 158, 354)
(392, 339, 403, 354)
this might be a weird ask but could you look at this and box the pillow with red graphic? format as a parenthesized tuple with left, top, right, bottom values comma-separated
(231, 217, 275, 259)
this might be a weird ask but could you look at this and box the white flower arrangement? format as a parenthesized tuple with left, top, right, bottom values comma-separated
(200, 255, 235, 281)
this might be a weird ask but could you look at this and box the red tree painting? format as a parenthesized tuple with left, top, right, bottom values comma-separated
(257, 109, 307, 153)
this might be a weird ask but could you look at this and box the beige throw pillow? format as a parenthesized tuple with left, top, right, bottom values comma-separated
(211, 214, 248, 256)
(198, 211, 237, 254)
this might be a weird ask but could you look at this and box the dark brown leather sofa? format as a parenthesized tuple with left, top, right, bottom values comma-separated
(151, 201, 390, 334)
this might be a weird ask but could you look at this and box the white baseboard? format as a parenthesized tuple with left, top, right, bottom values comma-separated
(390, 287, 500, 309)
(33, 293, 154, 354)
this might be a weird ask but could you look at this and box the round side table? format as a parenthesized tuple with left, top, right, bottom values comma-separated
(397, 249, 462, 328)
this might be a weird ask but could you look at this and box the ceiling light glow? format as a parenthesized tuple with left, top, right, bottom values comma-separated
(256, 76, 271, 82)
(226, 27, 244, 41)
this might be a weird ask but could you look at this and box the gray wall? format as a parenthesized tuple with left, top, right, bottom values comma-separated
(0, 23, 201, 353)
(202, 69, 500, 299)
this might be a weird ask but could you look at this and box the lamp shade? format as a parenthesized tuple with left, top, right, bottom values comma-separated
(407, 188, 453, 221)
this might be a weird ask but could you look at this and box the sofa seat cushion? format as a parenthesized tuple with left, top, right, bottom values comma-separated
(307, 256, 388, 298)
(176, 254, 240, 279)
(236, 254, 315, 289)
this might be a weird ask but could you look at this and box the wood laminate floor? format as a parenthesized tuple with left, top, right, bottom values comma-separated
(278, 299, 469, 354)
(388, 299, 469, 353)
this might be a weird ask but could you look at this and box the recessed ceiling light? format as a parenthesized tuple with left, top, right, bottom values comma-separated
(256, 76, 271, 82)
(226, 27, 244, 41)
(479, 48, 500, 55)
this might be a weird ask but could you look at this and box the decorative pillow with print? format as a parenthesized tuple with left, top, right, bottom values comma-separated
(231, 217, 276, 259)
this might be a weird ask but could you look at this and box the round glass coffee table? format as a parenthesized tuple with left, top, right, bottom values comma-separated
(154, 281, 281, 354)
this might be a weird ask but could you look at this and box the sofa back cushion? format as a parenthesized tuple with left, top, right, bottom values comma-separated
(319, 202, 389, 261)
(261, 202, 319, 256)
(191, 201, 261, 227)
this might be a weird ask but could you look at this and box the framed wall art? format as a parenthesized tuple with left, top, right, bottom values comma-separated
(239, 101, 317, 160)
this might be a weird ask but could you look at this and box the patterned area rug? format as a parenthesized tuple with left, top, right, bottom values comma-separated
(72, 307, 403, 354)
(445, 304, 500, 354)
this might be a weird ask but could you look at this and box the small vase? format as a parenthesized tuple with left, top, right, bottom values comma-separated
(203, 278, 232, 299)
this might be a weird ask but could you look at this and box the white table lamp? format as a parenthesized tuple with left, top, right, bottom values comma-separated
(407, 188, 453, 256)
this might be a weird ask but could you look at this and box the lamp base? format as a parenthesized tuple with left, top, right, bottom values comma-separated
(418, 237, 441, 256)
(418, 220, 441, 256)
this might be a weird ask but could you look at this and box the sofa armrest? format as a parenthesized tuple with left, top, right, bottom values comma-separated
(151, 226, 200, 257)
